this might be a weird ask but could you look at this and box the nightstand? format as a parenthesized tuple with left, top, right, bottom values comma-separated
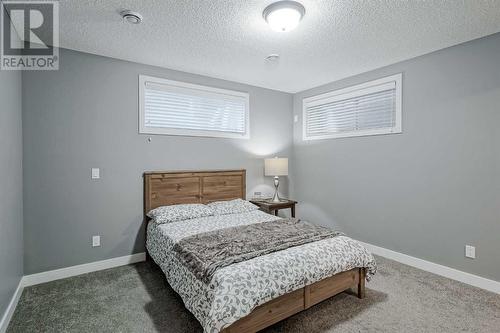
(249, 199, 297, 218)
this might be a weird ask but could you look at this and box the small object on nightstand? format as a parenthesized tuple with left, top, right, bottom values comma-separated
(250, 199, 297, 218)
(264, 157, 288, 202)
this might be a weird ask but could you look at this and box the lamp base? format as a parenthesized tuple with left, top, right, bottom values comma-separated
(271, 176, 283, 202)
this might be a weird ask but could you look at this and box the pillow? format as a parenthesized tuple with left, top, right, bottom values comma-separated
(147, 204, 213, 224)
(207, 199, 259, 216)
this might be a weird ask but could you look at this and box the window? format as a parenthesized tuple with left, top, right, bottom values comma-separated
(139, 75, 250, 139)
(302, 73, 402, 140)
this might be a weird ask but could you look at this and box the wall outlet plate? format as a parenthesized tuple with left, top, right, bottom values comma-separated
(465, 245, 475, 259)
(92, 235, 101, 247)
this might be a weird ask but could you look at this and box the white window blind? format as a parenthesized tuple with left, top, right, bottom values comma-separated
(139, 75, 250, 139)
(303, 74, 402, 140)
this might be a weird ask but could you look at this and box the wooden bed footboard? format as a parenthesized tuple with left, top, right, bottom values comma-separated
(222, 267, 366, 333)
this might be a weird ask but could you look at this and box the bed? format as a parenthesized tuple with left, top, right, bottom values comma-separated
(144, 170, 376, 333)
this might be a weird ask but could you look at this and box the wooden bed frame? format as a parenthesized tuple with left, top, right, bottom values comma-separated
(144, 170, 366, 333)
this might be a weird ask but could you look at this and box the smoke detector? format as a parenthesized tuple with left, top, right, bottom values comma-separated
(120, 10, 143, 24)
(265, 54, 280, 62)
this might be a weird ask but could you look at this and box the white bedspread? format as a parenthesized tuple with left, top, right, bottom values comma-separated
(146, 210, 376, 333)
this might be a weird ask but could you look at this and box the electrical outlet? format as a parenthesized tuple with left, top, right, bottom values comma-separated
(465, 245, 475, 259)
(253, 191, 262, 198)
(92, 235, 101, 247)
(294, 115, 298, 123)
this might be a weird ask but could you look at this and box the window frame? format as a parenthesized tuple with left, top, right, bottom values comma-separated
(139, 75, 250, 139)
(302, 73, 402, 141)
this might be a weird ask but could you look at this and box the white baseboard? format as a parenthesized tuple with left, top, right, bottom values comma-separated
(359, 241, 500, 294)
(22, 252, 146, 287)
(0, 280, 24, 333)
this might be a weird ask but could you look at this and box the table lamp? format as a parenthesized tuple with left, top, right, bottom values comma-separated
(264, 157, 288, 202)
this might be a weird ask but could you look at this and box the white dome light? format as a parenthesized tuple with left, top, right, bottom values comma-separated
(263, 1, 305, 32)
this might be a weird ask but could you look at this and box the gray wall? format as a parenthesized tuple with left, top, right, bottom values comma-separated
(0, 70, 23, 316)
(292, 33, 500, 281)
(19, 34, 500, 282)
(23, 49, 293, 274)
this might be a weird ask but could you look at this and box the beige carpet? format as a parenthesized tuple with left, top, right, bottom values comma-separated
(8, 256, 500, 332)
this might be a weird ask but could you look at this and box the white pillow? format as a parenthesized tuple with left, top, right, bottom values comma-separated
(147, 204, 213, 224)
(207, 199, 259, 216)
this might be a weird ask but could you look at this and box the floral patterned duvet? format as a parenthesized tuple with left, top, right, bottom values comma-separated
(146, 210, 376, 333)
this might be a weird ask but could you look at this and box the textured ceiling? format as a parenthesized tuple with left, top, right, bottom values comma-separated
(53, 0, 500, 92)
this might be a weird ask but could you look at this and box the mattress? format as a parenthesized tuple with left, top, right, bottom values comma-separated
(146, 210, 376, 332)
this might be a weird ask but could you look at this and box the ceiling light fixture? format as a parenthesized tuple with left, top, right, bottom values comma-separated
(263, 1, 305, 32)
(120, 10, 143, 24)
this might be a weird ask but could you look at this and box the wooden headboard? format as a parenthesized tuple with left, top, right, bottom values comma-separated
(143, 170, 246, 214)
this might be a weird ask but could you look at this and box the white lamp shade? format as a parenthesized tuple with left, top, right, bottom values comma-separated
(265, 158, 288, 176)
